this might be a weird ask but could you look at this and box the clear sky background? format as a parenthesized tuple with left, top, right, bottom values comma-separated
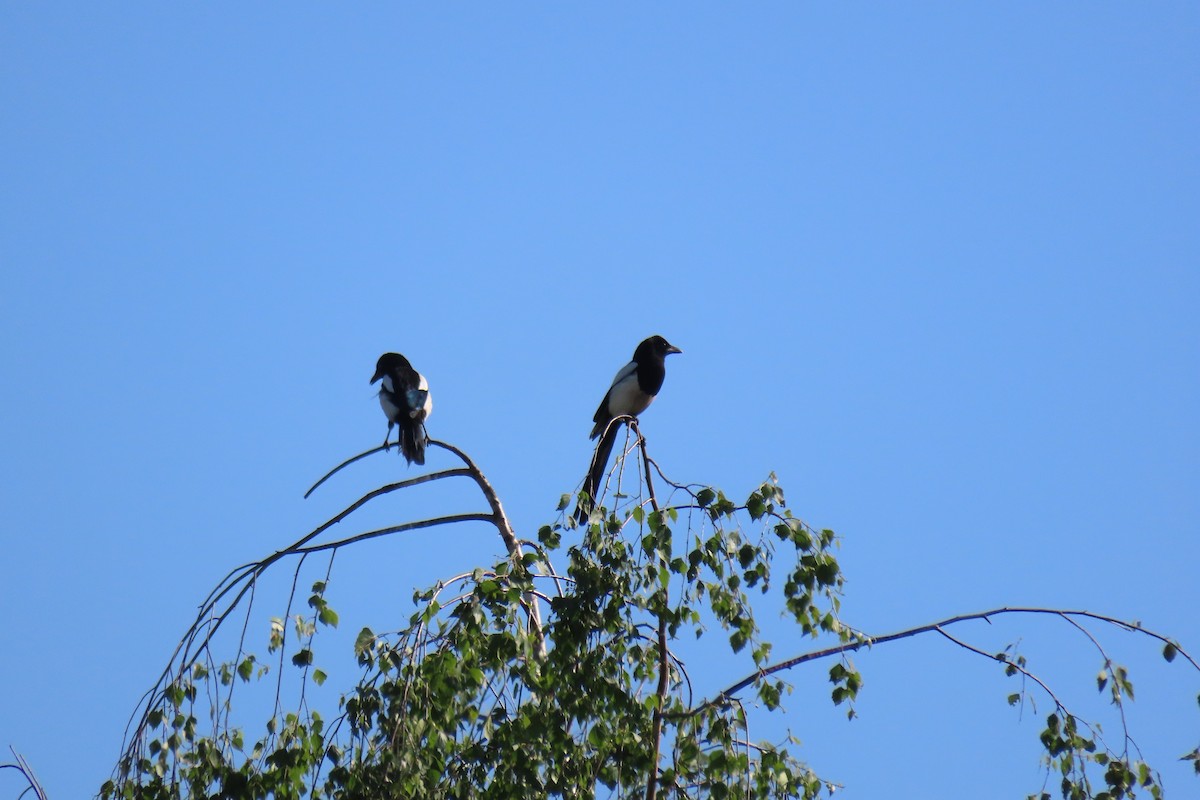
(2, 4, 1197, 798)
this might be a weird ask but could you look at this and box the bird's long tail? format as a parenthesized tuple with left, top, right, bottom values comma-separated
(400, 420, 428, 466)
(575, 423, 620, 524)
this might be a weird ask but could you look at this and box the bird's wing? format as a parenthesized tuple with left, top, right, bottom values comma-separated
(593, 360, 637, 426)
(608, 359, 638, 389)
(605, 368, 654, 419)
(415, 372, 432, 417)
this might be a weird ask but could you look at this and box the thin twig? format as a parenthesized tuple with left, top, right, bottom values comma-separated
(634, 422, 670, 800)
(303, 444, 388, 498)
(272, 552, 308, 731)
(1057, 613, 1138, 761)
(934, 625, 1066, 711)
(2, 749, 48, 800)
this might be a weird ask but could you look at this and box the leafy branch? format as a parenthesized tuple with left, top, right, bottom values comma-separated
(109, 439, 544, 795)
(90, 429, 1198, 800)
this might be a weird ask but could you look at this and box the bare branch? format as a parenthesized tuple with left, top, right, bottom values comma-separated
(303, 444, 386, 498)
(1, 749, 47, 800)
(429, 441, 518, 554)
(295, 514, 496, 554)
(692, 606, 1200, 714)
(429, 439, 546, 656)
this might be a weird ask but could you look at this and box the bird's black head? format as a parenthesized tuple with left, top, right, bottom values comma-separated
(635, 335, 683, 362)
(371, 352, 414, 384)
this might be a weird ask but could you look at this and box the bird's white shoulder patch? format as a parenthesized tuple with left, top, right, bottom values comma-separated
(609, 360, 638, 388)
(416, 373, 433, 417)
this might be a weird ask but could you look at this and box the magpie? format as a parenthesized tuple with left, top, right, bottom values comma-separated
(370, 352, 432, 466)
(576, 335, 682, 522)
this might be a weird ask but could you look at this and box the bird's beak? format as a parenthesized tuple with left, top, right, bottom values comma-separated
(370, 368, 384, 384)
(667, 345, 682, 355)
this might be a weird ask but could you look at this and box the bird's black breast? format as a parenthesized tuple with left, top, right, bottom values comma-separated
(635, 359, 667, 396)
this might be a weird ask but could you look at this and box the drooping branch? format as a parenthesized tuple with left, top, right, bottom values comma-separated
(933, 624, 1066, 711)
(692, 606, 1199, 714)
(121, 467, 477, 752)
(1057, 613, 1137, 758)
(117, 438, 544, 781)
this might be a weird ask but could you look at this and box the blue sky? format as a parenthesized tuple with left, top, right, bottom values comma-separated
(2, 4, 1197, 798)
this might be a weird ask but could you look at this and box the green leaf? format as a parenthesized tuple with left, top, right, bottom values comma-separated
(354, 628, 374, 658)
(587, 726, 606, 748)
(313, 669, 327, 686)
(746, 494, 766, 520)
(1007, 693, 1021, 706)
(538, 524, 561, 548)
(292, 649, 314, 667)
(1163, 642, 1177, 663)
(319, 606, 339, 628)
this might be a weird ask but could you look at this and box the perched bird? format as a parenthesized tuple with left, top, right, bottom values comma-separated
(370, 352, 433, 466)
(577, 335, 682, 521)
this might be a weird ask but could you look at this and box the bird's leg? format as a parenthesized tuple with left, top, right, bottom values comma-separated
(382, 423, 393, 450)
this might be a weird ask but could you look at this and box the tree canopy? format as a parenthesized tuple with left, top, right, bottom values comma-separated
(6, 424, 1195, 800)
